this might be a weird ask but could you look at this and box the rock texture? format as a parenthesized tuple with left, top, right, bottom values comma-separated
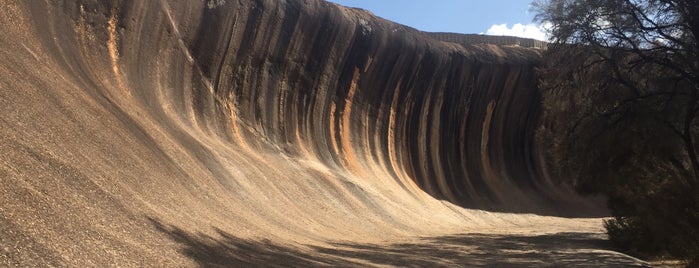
(0, 0, 646, 266)
(428, 32, 549, 49)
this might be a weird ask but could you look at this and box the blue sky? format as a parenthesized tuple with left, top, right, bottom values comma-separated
(325, 0, 548, 40)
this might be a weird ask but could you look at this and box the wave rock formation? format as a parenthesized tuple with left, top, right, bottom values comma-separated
(0, 0, 647, 266)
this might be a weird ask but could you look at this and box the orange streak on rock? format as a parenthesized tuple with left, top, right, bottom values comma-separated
(481, 100, 502, 203)
(387, 79, 422, 194)
(339, 67, 363, 175)
(107, 11, 130, 97)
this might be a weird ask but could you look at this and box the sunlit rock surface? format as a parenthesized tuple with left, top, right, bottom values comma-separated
(0, 0, 648, 266)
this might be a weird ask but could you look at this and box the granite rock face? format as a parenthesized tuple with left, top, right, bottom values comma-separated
(0, 0, 618, 266)
(171, 0, 588, 213)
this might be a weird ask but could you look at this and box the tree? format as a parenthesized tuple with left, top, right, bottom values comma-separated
(532, 0, 699, 265)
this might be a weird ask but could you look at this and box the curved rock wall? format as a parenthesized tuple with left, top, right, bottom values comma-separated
(171, 0, 576, 213)
(0, 0, 604, 265)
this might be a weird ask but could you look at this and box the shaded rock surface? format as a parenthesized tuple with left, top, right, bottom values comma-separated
(427, 32, 549, 49)
(0, 0, 646, 266)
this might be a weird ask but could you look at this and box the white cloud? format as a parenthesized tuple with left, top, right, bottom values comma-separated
(485, 23, 550, 41)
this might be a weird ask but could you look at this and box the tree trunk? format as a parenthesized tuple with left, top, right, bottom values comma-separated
(683, 86, 699, 185)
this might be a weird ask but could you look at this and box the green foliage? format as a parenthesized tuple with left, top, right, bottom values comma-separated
(533, 0, 699, 265)
(603, 178, 699, 258)
(604, 217, 662, 256)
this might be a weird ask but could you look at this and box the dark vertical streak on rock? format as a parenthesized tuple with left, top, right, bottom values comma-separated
(17, 0, 604, 220)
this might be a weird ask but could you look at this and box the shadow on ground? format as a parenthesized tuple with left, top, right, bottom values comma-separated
(147, 217, 650, 267)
